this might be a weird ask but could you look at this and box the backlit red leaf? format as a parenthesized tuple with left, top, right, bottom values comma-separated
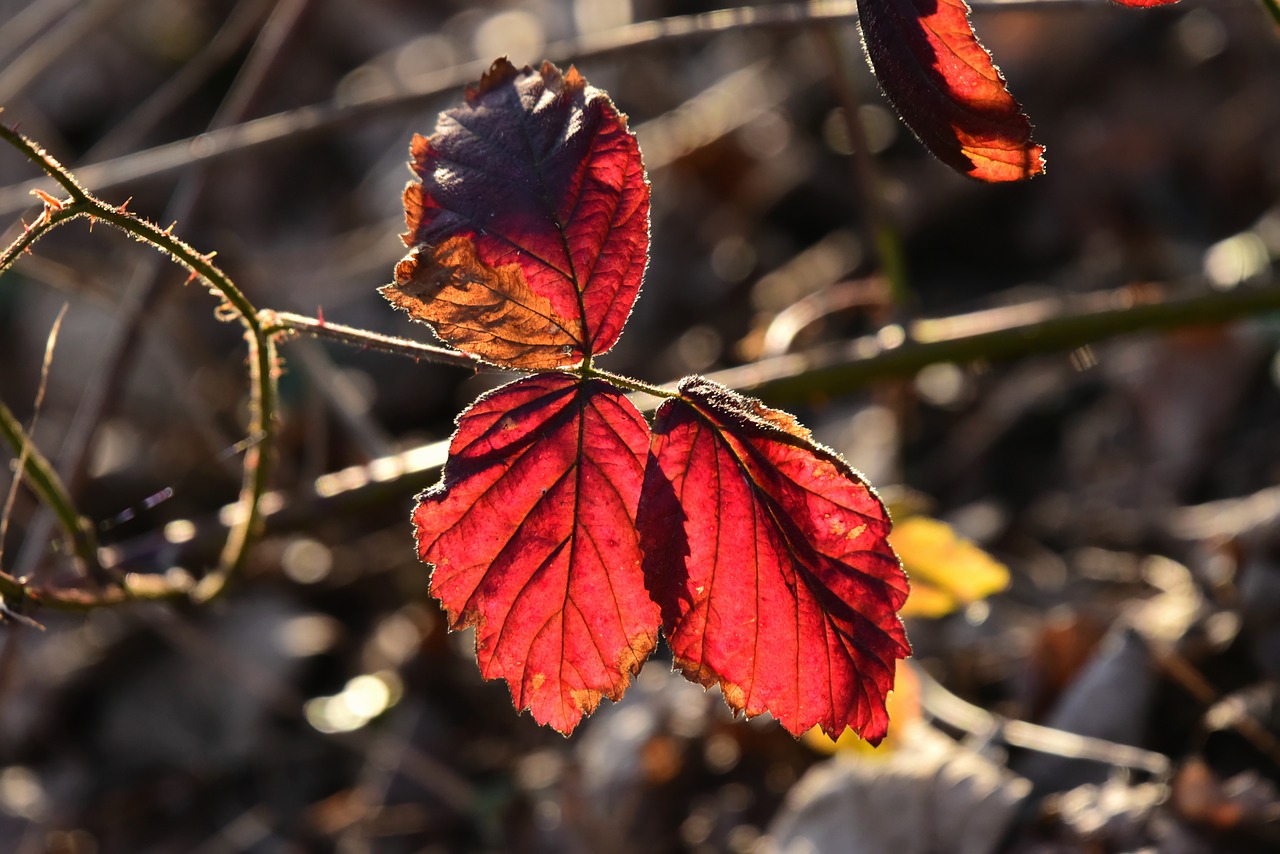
(1110, 0, 1179, 6)
(636, 378, 911, 744)
(858, 0, 1046, 181)
(414, 373, 658, 734)
(382, 59, 650, 368)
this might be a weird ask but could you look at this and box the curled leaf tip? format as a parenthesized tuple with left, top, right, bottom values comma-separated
(858, 0, 1046, 181)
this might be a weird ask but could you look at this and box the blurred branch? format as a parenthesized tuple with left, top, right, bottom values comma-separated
(1261, 0, 1280, 27)
(706, 281, 1280, 402)
(0, 0, 1099, 217)
(87, 0, 280, 161)
(0, 0, 79, 63)
(815, 28, 909, 307)
(913, 661, 1172, 778)
(0, 399, 101, 578)
(0, 0, 132, 107)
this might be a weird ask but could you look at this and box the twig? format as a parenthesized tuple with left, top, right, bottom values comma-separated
(84, 0, 278, 161)
(814, 28, 909, 307)
(0, 304, 68, 565)
(913, 661, 1172, 778)
(0, 0, 133, 107)
(17, 0, 314, 587)
(0, 124, 277, 605)
(0, 0, 79, 63)
(263, 310, 484, 370)
(704, 281, 1280, 402)
(0, 399, 101, 577)
(0, 567, 189, 611)
(1150, 645, 1280, 771)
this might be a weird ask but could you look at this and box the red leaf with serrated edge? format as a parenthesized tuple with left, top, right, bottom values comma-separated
(382, 59, 649, 368)
(636, 378, 911, 744)
(858, 0, 1045, 182)
(415, 373, 658, 734)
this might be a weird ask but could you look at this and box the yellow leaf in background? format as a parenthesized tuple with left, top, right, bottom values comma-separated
(803, 660, 920, 756)
(891, 516, 1010, 619)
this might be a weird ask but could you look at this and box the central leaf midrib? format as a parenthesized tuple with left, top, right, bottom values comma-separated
(509, 89, 591, 348)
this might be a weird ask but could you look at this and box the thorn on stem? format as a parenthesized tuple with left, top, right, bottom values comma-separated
(31, 188, 63, 211)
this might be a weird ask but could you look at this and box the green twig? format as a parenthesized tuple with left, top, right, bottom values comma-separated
(0, 204, 83, 276)
(0, 400, 101, 576)
(0, 123, 276, 606)
(263, 310, 484, 370)
(706, 282, 1280, 402)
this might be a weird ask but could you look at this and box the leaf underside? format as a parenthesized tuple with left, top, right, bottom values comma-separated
(637, 377, 911, 744)
(415, 373, 659, 734)
(384, 236, 577, 369)
(384, 58, 650, 368)
(857, 0, 1046, 182)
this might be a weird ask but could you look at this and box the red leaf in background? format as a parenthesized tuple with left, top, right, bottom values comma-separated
(415, 373, 659, 734)
(637, 378, 911, 744)
(382, 59, 650, 368)
(857, 0, 1046, 181)
(1110, 0, 1179, 6)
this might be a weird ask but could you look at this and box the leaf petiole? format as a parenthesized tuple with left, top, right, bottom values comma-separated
(583, 366, 678, 400)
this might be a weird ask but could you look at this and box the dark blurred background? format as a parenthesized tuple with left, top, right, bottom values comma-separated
(1, 0, 1279, 851)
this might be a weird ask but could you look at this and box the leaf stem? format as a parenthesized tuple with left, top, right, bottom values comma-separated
(585, 366, 679, 399)
(263, 310, 485, 371)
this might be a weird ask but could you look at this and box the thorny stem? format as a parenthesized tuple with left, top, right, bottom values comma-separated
(0, 204, 81, 277)
(0, 123, 277, 607)
(263, 310, 484, 371)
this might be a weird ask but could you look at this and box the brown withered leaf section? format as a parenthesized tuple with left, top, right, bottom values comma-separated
(381, 235, 578, 370)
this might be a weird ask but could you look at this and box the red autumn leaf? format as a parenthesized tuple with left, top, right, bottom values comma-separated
(1110, 0, 1179, 5)
(415, 372, 659, 734)
(858, 0, 1045, 182)
(382, 58, 650, 368)
(636, 378, 911, 744)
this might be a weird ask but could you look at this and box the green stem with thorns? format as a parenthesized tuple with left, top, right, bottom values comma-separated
(0, 124, 276, 606)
